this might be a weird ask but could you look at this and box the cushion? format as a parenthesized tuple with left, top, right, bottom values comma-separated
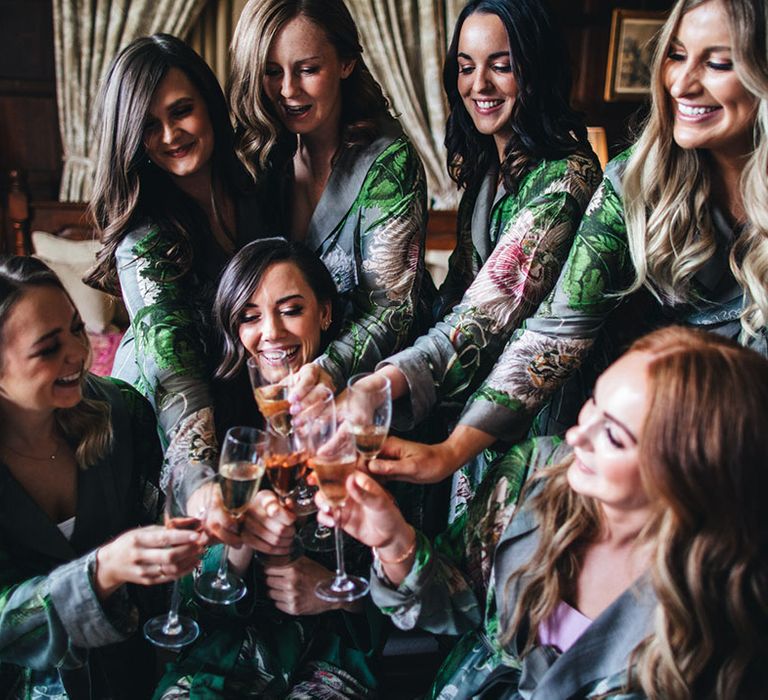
(32, 231, 115, 333)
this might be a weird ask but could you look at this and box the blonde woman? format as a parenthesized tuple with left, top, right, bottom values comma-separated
(368, 0, 768, 499)
(323, 326, 768, 698)
(229, 0, 431, 393)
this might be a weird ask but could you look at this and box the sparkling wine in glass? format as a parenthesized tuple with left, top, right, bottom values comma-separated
(310, 421, 369, 602)
(247, 352, 293, 436)
(346, 373, 392, 468)
(195, 427, 265, 605)
(143, 463, 211, 649)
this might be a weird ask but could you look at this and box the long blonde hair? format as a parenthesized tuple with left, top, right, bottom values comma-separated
(229, 0, 391, 182)
(622, 0, 768, 336)
(500, 327, 768, 697)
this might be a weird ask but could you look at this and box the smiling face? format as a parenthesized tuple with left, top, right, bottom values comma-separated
(456, 11, 517, 160)
(142, 67, 215, 181)
(0, 286, 90, 414)
(565, 351, 653, 514)
(237, 261, 331, 373)
(262, 14, 355, 142)
(663, 0, 758, 161)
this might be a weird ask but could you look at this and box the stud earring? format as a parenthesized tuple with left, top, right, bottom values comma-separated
(322, 318, 331, 331)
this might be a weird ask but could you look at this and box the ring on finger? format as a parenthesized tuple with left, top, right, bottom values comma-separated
(157, 564, 165, 577)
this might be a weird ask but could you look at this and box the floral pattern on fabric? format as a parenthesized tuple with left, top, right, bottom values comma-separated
(315, 137, 430, 387)
(458, 150, 767, 444)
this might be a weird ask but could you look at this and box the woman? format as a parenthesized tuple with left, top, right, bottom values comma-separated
(323, 326, 768, 698)
(85, 34, 268, 473)
(0, 256, 206, 699)
(155, 239, 381, 699)
(316, 0, 600, 517)
(368, 0, 768, 498)
(229, 0, 432, 392)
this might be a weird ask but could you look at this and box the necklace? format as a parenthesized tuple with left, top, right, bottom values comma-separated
(1, 439, 60, 461)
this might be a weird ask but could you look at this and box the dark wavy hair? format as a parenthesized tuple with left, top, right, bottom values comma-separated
(229, 0, 393, 181)
(0, 256, 112, 468)
(444, 0, 589, 192)
(85, 33, 249, 295)
(213, 237, 339, 380)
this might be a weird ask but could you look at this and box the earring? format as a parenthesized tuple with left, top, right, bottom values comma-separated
(322, 318, 331, 331)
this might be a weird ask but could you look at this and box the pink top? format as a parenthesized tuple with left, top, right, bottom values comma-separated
(538, 600, 593, 653)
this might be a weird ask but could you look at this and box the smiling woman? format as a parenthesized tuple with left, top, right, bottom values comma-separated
(0, 256, 206, 699)
(84, 34, 271, 477)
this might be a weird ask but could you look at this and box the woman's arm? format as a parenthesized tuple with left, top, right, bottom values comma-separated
(115, 226, 218, 471)
(378, 153, 601, 429)
(369, 168, 629, 483)
(315, 138, 429, 388)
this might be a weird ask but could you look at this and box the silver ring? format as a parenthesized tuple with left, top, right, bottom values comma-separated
(158, 564, 165, 577)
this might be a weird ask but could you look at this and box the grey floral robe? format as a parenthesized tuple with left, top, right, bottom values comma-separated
(370, 437, 653, 699)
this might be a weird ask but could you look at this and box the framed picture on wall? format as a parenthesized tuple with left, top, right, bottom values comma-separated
(604, 9, 667, 102)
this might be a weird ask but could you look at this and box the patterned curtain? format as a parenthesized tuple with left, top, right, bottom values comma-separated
(53, 0, 208, 202)
(188, 0, 248, 89)
(348, 0, 463, 209)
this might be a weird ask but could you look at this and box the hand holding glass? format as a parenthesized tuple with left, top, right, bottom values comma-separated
(195, 427, 265, 605)
(247, 351, 293, 436)
(347, 373, 392, 467)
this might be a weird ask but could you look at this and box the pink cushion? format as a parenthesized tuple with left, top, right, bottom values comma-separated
(87, 329, 124, 377)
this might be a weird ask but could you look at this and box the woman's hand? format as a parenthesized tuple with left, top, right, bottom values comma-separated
(240, 490, 296, 556)
(366, 436, 458, 484)
(288, 362, 336, 405)
(367, 425, 497, 484)
(263, 556, 357, 615)
(95, 525, 207, 599)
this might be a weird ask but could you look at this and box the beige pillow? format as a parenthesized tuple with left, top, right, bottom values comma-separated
(32, 231, 115, 333)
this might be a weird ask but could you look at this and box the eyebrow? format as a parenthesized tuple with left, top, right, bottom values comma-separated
(669, 37, 732, 52)
(30, 310, 78, 348)
(602, 409, 638, 445)
(457, 51, 510, 61)
(266, 55, 321, 64)
(243, 294, 305, 308)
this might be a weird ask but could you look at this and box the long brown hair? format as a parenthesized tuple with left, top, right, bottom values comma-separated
(0, 256, 112, 468)
(503, 327, 768, 699)
(85, 34, 247, 295)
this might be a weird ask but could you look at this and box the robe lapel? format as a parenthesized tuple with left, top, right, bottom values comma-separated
(304, 126, 400, 253)
(470, 166, 500, 265)
(0, 464, 75, 564)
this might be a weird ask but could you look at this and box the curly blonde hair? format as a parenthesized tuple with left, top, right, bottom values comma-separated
(622, 0, 768, 336)
(229, 0, 392, 182)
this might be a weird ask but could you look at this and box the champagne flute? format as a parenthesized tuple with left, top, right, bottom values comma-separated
(346, 373, 392, 468)
(247, 351, 293, 437)
(143, 463, 212, 649)
(195, 426, 265, 605)
(294, 385, 337, 551)
(310, 421, 369, 602)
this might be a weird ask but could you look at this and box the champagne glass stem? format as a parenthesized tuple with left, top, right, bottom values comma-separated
(214, 544, 231, 589)
(332, 506, 348, 585)
(162, 581, 183, 635)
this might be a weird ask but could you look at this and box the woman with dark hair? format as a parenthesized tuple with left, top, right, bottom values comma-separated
(366, 0, 768, 518)
(317, 0, 601, 518)
(0, 256, 206, 699)
(85, 33, 268, 474)
(155, 239, 382, 699)
(229, 0, 432, 393)
(323, 326, 768, 698)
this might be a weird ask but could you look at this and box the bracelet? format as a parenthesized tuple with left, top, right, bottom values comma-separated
(374, 527, 417, 565)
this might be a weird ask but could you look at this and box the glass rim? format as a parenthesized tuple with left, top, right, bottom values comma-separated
(347, 372, 391, 392)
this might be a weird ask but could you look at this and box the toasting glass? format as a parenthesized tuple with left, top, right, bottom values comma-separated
(143, 463, 211, 649)
(346, 373, 392, 468)
(195, 426, 265, 605)
(247, 351, 293, 437)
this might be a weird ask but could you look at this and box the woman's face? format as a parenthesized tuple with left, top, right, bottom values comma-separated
(237, 261, 331, 372)
(0, 286, 90, 414)
(263, 15, 355, 141)
(565, 351, 652, 513)
(456, 12, 517, 157)
(143, 67, 215, 180)
(663, 0, 758, 160)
